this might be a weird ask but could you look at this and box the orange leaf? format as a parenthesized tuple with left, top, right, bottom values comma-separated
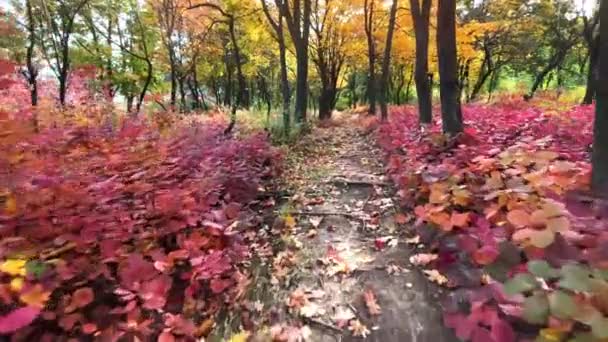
(546, 217, 570, 232)
(19, 284, 51, 308)
(4, 194, 17, 215)
(507, 209, 531, 228)
(363, 289, 381, 316)
(450, 212, 470, 228)
(431, 212, 452, 231)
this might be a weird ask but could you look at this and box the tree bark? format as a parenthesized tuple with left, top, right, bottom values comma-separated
(592, 0, 608, 195)
(583, 35, 599, 105)
(524, 49, 568, 101)
(364, 0, 377, 115)
(379, 0, 399, 120)
(437, 0, 463, 135)
(24, 0, 38, 108)
(261, 0, 291, 134)
(410, 0, 432, 124)
(280, 0, 311, 123)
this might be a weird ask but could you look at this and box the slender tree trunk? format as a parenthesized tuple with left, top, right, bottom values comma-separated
(136, 60, 153, 113)
(278, 29, 291, 133)
(411, 0, 433, 124)
(405, 64, 414, 103)
(437, 0, 463, 135)
(524, 50, 567, 101)
(592, 0, 608, 195)
(228, 17, 248, 109)
(25, 0, 38, 108)
(126, 96, 134, 113)
(364, 0, 377, 115)
(379, 0, 399, 120)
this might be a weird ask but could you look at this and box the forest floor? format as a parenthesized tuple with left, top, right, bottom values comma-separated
(217, 114, 457, 341)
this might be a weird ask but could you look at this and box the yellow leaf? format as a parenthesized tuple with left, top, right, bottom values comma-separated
(10, 277, 24, 292)
(539, 328, 565, 342)
(0, 259, 27, 276)
(228, 331, 250, 342)
(4, 194, 17, 214)
(19, 284, 51, 308)
(284, 215, 296, 229)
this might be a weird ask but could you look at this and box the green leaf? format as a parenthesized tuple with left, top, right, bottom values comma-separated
(592, 268, 608, 281)
(558, 263, 591, 292)
(504, 273, 539, 295)
(25, 261, 46, 279)
(591, 316, 608, 339)
(548, 290, 576, 319)
(528, 260, 559, 279)
(523, 293, 549, 325)
(485, 242, 522, 282)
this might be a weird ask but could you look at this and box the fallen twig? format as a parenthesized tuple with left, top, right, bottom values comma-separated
(302, 317, 343, 333)
(288, 211, 366, 222)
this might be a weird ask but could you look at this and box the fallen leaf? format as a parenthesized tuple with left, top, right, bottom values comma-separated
(348, 319, 370, 338)
(424, 269, 448, 285)
(300, 302, 324, 318)
(405, 235, 421, 245)
(0, 306, 41, 334)
(71, 287, 95, 309)
(333, 307, 355, 323)
(394, 213, 409, 224)
(287, 289, 308, 310)
(507, 210, 531, 228)
(409, 253, 438, 266)
(10, 278, 24, 292)
(228, 331, 250, 342)
(306, 229, 318, 238)
(19, 284, 51, 308)
(363, 290, 382, 316)
(309, 216, 323, 228)
(0, 259, 27, 276)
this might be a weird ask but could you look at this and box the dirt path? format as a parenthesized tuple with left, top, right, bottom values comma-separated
(238, 120, 457, 342)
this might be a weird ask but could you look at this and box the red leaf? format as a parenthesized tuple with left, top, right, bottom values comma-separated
(157, 331, 176, 342)
(443, 312, 474, 340)
(119, 254, 158, 288)
(209, 278, 232, 294)
(71, 287, 94, 309)
(491, 318, 515, 342)
(473, 245, 500, 265)
(0, 306, 40, 334)
(140, 275, 172, 310)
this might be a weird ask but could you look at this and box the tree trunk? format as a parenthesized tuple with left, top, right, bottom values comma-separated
(410, 0, 432, 124)
(437, 0, 463, 135)
(294, 43, 309, 123)
(278, 28, 291, 133)
(228, 17, 248, 109)
(136, 59, 153, 113)
(405, 64, 414, 103)
(379, 0, 399, 120)
(25, 0, 38, 107)
(319, 87, 336, 120)
(592, 0, 608, 195)
(364, 0, 377, 115)
(583, 35, 599, 105)
(524, 50, 567, 101)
